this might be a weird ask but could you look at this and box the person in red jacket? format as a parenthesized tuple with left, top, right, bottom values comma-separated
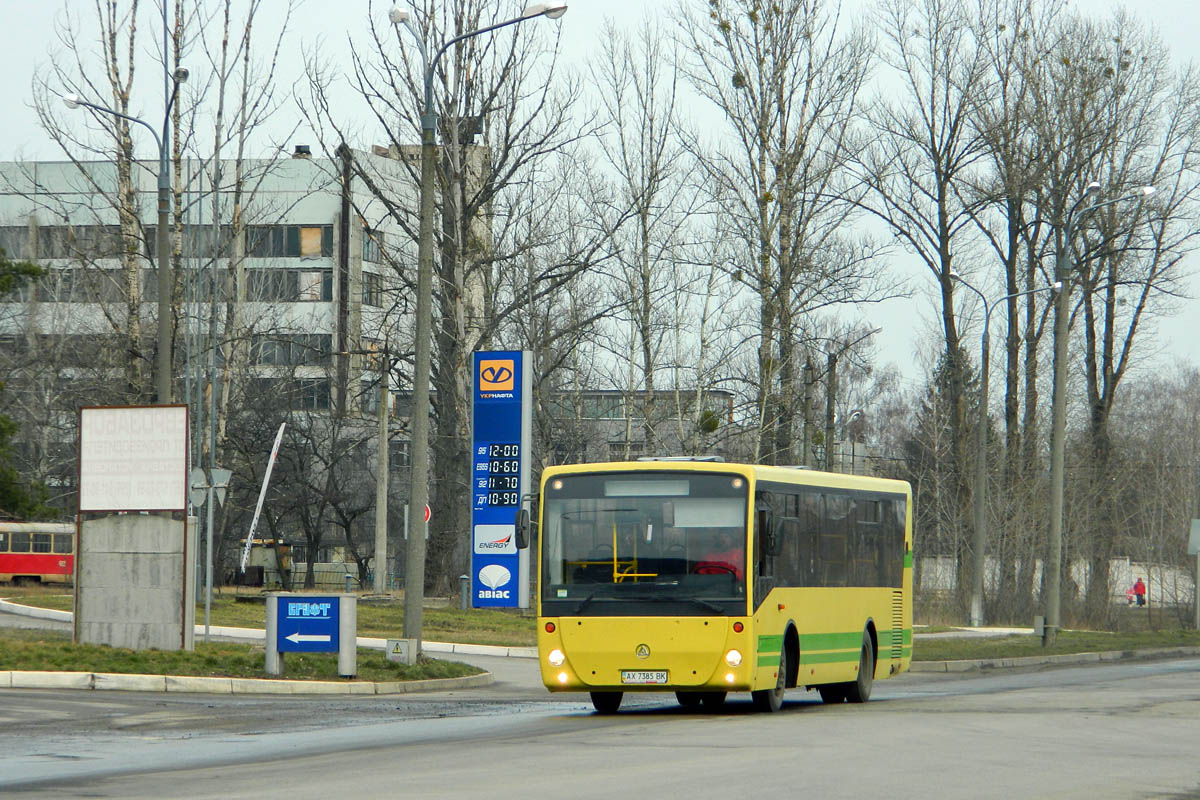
(1133, 577, 1147, 607)
(694, 529, 744, 579)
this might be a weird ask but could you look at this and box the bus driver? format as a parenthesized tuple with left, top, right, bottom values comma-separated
(696, 529, 744, 579)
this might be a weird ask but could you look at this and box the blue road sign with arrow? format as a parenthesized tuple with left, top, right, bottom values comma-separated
(276, 597, 339, 653)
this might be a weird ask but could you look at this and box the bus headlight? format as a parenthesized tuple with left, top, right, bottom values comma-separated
(548, 648, 565, 667)
(725, 649, 742, 667)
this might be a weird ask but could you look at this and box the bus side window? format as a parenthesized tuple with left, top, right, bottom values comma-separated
(53, 533, 73, 554)
(0, 532, 7, 552)
(10, 532, 30, 553)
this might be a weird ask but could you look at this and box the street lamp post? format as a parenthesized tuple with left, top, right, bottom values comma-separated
(389, 2, 566, 650)
(1044, 182, 1154, 645)
(63, 67, 189, 404)
(951, 273, 1061, 627)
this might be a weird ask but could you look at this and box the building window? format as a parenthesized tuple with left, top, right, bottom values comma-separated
(362, 271, 382, 307)
(35, 267, 124, 303)
(250, 334, 331, 366)
(362, 228, 384, 263)
(360, 380, 380, 414)
(246, 225, 333, 258)
(0, 226, 31, 260)
(608, 441, 645, 460)
(295, 379, 331, 410)
(389, 440, 410, 469)
(246, 269, 332, 301)
(585, 395, 624, 420)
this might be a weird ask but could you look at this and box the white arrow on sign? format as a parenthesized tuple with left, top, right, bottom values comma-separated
(285, 632, 331, 644)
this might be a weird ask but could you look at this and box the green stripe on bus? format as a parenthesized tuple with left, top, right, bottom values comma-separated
(877, 628, 913, 647)
(757, 635, 783, 654)
(904, 551, 913, 568)
(798, 650, 859, 665)
(798, 631, 863, 651)
(756, 654, 780, 667)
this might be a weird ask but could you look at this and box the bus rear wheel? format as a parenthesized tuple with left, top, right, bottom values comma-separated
(590, 691, 623, 714)
(845, 633, 875, 703)
(752, 646, 787, 712)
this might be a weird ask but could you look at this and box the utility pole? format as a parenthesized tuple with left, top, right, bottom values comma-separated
(825, 352, 837, 472)
(374, 349, 390, 594)
(802, 358, 814, 467)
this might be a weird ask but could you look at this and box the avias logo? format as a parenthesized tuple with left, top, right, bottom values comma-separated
(478, 564, 512, 599)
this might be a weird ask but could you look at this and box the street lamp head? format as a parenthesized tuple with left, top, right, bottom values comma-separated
(173, 67, 190, 85)
(522, 1, 568, 19)
(949, 270, 963, 282)
(1084, 181, 1102, 196)
(1140, 185, 1156, 198)
(388, 6, 409, 24)
(62, 93, 81, 110)
(1051, 280, 1063, 291)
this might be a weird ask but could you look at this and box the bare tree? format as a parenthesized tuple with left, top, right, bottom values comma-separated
(301, 0, 603, 592)
(677, 0, 885, 465)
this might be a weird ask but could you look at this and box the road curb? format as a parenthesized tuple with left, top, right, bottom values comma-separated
(907, 645, 1200, 672)
(0, 668, 494, 695)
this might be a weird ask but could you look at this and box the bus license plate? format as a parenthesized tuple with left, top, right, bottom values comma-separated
(621, 670, 668, 685)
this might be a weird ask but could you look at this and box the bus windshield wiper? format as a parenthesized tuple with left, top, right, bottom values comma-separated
(620, 591, 726, 615)
(573, 591, 601, 614)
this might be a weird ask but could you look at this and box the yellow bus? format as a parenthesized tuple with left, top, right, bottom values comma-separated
(523, 458, 912, 713)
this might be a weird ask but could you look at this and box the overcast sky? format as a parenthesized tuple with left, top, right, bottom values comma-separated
(0, 0, 1196, 383)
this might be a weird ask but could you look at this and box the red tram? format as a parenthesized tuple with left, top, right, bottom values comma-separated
(0, 522, 75, 585)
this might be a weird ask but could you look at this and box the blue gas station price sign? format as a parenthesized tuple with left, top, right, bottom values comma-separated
(481, 442, 521, 507)
(276, 596, 340, 653)
(471, 351, 531, 608)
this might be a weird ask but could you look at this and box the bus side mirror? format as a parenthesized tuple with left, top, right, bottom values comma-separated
(515, 508, 530, 550)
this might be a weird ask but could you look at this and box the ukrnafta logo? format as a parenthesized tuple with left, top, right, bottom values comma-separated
(478, 360, 515, 392)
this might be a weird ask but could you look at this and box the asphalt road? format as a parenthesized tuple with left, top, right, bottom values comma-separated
(3, 621, 1200, 800)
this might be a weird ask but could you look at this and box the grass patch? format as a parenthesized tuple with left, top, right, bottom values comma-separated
(0, 627, 481, 682)
(2, 586, 538, 647)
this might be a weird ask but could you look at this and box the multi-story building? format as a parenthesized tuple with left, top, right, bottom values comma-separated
(0, 145, 418, 499)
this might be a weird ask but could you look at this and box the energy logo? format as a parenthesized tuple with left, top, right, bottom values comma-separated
(478, 359, 515, 393)
(473, 524, 517, 554)
(478, 564, 512, 599)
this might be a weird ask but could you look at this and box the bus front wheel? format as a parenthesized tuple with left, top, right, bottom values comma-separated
(590, 691, 623, 714)
(752, 646, 787, 712)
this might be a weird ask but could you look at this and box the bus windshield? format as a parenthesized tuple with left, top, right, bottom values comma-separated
(540, 471, 748, 616)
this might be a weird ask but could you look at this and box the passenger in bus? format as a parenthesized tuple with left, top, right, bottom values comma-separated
(695, 529, 744, 579)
